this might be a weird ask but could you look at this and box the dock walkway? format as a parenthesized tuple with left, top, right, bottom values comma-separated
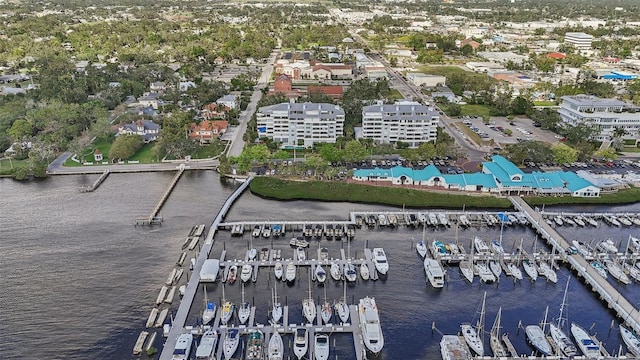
(510, 196, 640, 335)
(160, 177, 253, 360)
(79, 169, 109, 193)
(135, 165, 185, 225)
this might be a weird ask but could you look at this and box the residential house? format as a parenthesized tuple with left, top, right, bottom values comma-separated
(115, 119, 161, 143)
(179, 81, 196, 92)
(216, 94, 238, 110)
(150, 81, 167, 92)
(189, 120, 229, 144)
(138, 93, 161, 110)
(202, 103, 230, 120)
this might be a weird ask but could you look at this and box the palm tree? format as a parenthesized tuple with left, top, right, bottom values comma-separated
(612, 126, 627, 138)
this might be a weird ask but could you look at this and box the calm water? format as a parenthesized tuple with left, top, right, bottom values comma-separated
(1, 173, 639, 359)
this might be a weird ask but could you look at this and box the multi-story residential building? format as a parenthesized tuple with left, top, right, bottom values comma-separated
(361, 100, 439, 148)
(558, 95, 640, 141)
(564, 32, 594, 50)
(256, 102, 345, 148)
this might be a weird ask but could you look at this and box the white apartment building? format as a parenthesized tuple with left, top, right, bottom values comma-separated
(564, 32, 594, 50)
(361, 100, 440, 148)
(558, 95, 640, 141)
(256, 102, 345, 148)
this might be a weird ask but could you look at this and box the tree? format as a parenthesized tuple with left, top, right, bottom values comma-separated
(7, 119, 32, 141)
(594, 147, 617, 161)
(510, 96, 533, 115)
(317, 143, 343, 163)
(304, 154, 326, 176)
(343, 140, 367, 162)
(504, 140, 553, 165)
(562, 123, 598, 144)
(109, 134, 142, 160)
(551, 143, 578, 164)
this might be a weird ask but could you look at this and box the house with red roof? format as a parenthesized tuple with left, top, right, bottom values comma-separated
(188, 120, 228, 144)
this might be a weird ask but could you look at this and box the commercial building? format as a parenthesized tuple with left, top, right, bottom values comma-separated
(256, 102, 344, 148)
(361, 100, 439, 148)
(564, 32, 594, 50)
(406, 73, 446, 88)
(558, 94, 640, 141)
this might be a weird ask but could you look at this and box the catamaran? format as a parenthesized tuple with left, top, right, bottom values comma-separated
(475, 261, 496, 283)
(293, 328, 308, 359)
(461, 292, 485, 356)
(195, 328, 217, 360)
(222, 328, 240, 360)
(372, 248, 389, 275)
(571, 322, 601, 358)
(549, 278, 577, 357)
(359, 296, 384, 354)
(238, 283, 250, 325)
(620, 325, 640, 356)
(267, 331, 283, 360)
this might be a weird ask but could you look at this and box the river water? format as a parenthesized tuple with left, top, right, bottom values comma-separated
(1, 172, 639, 359)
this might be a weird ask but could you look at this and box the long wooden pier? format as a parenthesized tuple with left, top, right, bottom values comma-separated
(510, 196, 640, 335)
(160, 177, 253, 360)
(135, 165, 185, 225)
(79, 169, 109, 193)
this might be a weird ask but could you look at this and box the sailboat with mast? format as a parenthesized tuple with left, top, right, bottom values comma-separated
(321, 285, 332, 324)
(302, 271, 316, 324)
(526, 306, 553, 356)
(461, 292, 486, 356)
(202, 285, 216, 325)
(490, 307, 507, 357)
(271, 283, 282, 324)
(220, 283, 234, 325)
(334, 280, 349, 323)
(549, 278, 577, 357)
(238, 282, 250, 325)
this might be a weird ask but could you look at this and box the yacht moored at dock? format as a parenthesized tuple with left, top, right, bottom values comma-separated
(195, 329, 217, 360)
(172, 333, 193, 360)
(424, 258, 445, 288)
(620, 325, 640, 356)
(372, 248, 389, 275)
(359, 296, 384, 355)
(571, 322, 601, 358)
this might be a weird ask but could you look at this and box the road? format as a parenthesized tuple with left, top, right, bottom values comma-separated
(226, 51, 278, 158)
(47, 158, 219, 175)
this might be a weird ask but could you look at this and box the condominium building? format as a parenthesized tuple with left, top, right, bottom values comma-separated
(361, 100, 439, 148)
(256, 102, 345, 148)
(558, 95, 640, 141)
(564, 32, 594, 50)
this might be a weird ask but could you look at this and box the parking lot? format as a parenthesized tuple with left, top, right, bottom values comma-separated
(459, 116, 561, 147)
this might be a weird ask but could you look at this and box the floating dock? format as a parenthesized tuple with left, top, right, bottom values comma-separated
(132, 330, 148, 355)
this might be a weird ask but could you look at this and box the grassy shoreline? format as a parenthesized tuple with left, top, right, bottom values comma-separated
(249, 177, 640, 208)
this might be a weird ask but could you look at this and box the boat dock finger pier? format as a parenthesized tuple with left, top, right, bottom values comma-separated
(510, 196, 640, 336)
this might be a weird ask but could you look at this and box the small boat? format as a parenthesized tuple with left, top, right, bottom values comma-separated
(314, 334, 330, 360)
(473, 237, 490, 255)
(586, 217, 598, 227)
(428, 213, 438, 226)
(437, 212, 449, 226)
(330, 262, 342, 281)
(571, 322, 601, 358)
(624, 262, 640, 282)
(620, 216, 633, 226)
(608, 215, 621, 227)
(251, 225, 262, 237)
(274, 262, 283, 280)
(598, 239, 619, 253)
(564, 216, 576, 226)
(245, 329, 264, 360)
(526, 324, 552, 355)
(166, 269, 177, 286)
(247, 248, 257, 261)
(387, 213, 397, 227)
(620, 325, 640, 356)
(416, 240, 428, 258)
(372, 248, 389, 275)
(377, 214, 388, 226)
(321, 301, 332, 324)
(475, 262, 496, 283)
(359, 296, 384, 354)
(302, 275, 316, 323)
(156, 286, 168, 305)
(172, 333, 193, 360)
(272, 286, 282, 324)
(222, 329, 240, 360)
(227, 265, 238, 284)
(174, 268, 184, 283)
(458, 214, 470, 227)
(241, 264, 253, 282)
(285, 262, 296, 282)
(523, 258, 538, 281)
(315, 265, 327, 283)
(489, 260, 502, 278)
(319, 247, 329, 261)
(220, 300, 234, 325)
(432, 240, 449, 256)
(289, 237, 309, 248)
(146, 308, 159, 328)
(360, 263, 370, 280)
(203, 301, 216, 325)
(630, 236, 640, 252)
(268, 331, 284, 360)
(424, 258, 445, 288)
(605, 260, 631, 284)
(554, 215, 564, 226)
(294, 328, 308, 359)
(574, 216, 586, 227)
(507, 262, 523, 280)
(296, 247, 306, 261)
(344, 263, 357, 282)
(195, 328, 218, 360)
(261, 225, 271, 238)
(572, 240, 592, 258)
(539, 261, 557, 283)
(441, 335, 471, 360)
(272, 224, 282, 238)
(155, 308, 168, 328)
(491, 240, 505, 254)
(459, 260, 474, 283)
(260, 248, 270, 261)
(324, 224, 334, 239)
(591, 260, 608, 278)
(133, 331, 149, 356)
(164, 286, 176, 304)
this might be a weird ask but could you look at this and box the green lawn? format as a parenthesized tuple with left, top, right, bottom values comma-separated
(621, 147, 640, 153)
(533, 100, 557, 107)
(129, 143, 159, 162)
(388, 89, 404, 100)
(193, 140, 227, 159)
(64, 139, 113, 166)
(460, 104, 493, 119)
(0, 158, 29, 176)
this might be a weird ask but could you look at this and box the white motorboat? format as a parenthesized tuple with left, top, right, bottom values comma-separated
(458, 214, 471, 227)
(489, 260, 502, 278)
(441, 335, 471, 360)
(416, 240, 428, 258)
(315, 265, 327, 283)
(226, 265, 237, 284)
(319, 247, 329, 261)
(620, 325, 640, 356)
(437, 212, 448, 226)
(475, 262, 496, 283)
(564, 216, 576, 226)
(166, 269, 177, 286)
(296, 247, 306, 261)
(586, 217, 598, 227)
(195, 328, 217, 360)
(172, 333, 193, 360)
(630, 236, 640, 252)
(507, 262, 523, 280)
(624, 262, 640, 282)
(251, 225, 262, 237)
(607, 215, 621, 227)
(222, 329, 240, 360)
(432, 240, 449, 256)
(572, 240, 592, 258)
(526, 325, 552, 355)
(460, 260, 474, 283)
(330, 262, 342, 281)
(274, 262, 283, 280)
(473, 237, 490, 255)
(290, 237, 309, 248)
(539, 261, 557, 283)
(293, 328, 308, 359)
(314, 334, 330, 360)
(571, 322, 601, 358)
(428, 213, 438, 226)
(238, 283, 250, 325)
(261, 225, 271, 238)
(523, 258, 538, 281)
(491, 240, 505, 254)
(574, 216, 586, 227)
(605, 260, 631, 284)
(359, 296, 384, 354)
(424, 258, 445, 288)
(248, 248, 257, 261)
(387, 213, 398, 227)
(591, 260, 608, 278)
(245, 330, 264, 360)
(620, 216, 633, 226)
(359, 263, 370, 280)
(267, 331, 283, 360)
(554, 215, 564, 226)
(598, 239, 619, 253)
(344, 263, 357, 282)
(241, 264, 252, 282)
(285, 262, 296, 282)
(372, 247, 389, 275)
